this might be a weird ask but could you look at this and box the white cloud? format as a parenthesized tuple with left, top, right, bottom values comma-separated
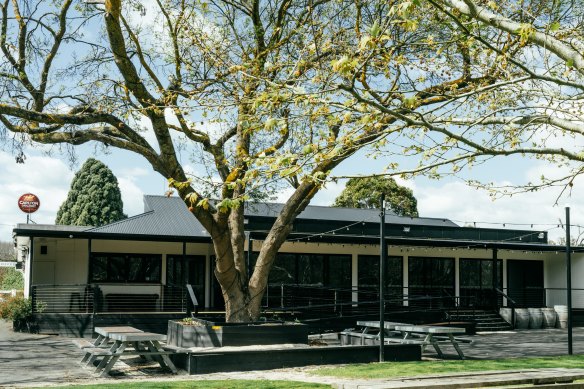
(0, 152, 73, 241)
(275, 186, 296, 204)
(312, 181, 347, 206)
(414, 178, 580, 242)
(117, 176, 145, 217)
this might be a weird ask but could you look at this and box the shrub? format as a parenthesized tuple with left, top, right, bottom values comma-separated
(0, 268, 24, 290)
(0, 295, 33, 322)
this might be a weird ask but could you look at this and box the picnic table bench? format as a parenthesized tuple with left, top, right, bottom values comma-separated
(74, 326, 177, 376)
(392, 324, 467, 359)
(346, 321, 468, 359)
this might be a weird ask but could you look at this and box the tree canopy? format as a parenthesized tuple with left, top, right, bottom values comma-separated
(0, 0, 581, 321)
(55, 158, 126, 226)
(334, 177, 418, 217)
(337, 0, 584, 200)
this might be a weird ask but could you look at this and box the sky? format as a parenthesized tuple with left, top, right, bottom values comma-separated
(1, 143, 582, 245)
(1, 1, 582, 246)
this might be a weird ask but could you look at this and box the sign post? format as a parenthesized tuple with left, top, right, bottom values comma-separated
(18, 193, 40, 223)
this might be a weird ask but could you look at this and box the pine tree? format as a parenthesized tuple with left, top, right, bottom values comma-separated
(56, 158, 127, 226)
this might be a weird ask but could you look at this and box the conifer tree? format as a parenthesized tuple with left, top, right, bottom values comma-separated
(334, 177, 419, 217)
(56, 158, 126, 226)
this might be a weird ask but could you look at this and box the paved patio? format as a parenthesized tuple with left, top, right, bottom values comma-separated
(2, 319, 584, 388)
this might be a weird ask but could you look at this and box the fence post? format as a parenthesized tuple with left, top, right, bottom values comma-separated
(93, 285, 99, 314)
(11, 289, 16, 297)
(280, 284, 284, 308)
(31, 286, 36, 313)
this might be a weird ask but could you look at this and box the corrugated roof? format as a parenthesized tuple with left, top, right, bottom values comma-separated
(16, 195, 552, 249)
(244, 202, 458, 227)
(14, 224, 90, 233)
(87, 196, 207, 238)
(85, 196, 456, 237)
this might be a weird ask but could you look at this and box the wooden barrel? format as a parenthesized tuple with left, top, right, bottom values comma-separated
(528, 308, 543, 329)
(499, 308, 513, 325)
(514, 308, 529, 329)
(554, 305, 568, 328)
(542, 308, 557, 329)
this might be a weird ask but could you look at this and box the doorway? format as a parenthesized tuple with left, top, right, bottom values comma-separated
(165, 255, 205, 311)
(507, 259, 544, 307)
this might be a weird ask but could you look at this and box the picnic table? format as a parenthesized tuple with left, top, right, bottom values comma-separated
(354, 321, 467, 359)
(76, 326, 177, 376)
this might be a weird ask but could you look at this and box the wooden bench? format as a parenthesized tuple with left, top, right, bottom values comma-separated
(84, 347, 176, 357)
(72, 339, 95, 349)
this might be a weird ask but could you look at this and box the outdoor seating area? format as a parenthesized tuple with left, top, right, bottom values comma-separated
(341, 320, 470, 359)
(74, 326, 178, 377)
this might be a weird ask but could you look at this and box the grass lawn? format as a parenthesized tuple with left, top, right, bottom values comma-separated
(313, 355, 584, 379)
(38, 380, 330, 389)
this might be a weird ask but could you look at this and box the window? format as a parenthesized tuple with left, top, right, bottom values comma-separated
(408, 257, 455, 307)
(358, 255, 403, 304)
(90, 253, 161, 283)
(40, 245, 47, 255)
(358, 255, 402, 290)
(263, 252, 352, 308)
(265, 253, 351, 287)
(459, 258, 503, 308)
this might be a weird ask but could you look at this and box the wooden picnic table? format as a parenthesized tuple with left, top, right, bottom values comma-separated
(78, 326, 177, 377)
(354, 321, 467, 359)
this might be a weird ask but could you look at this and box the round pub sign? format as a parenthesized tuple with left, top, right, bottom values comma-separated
(18, 193, 40, 213)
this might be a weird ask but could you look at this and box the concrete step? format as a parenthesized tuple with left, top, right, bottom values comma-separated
(476, 324, 511, 332)
(447, 310, 512, 331)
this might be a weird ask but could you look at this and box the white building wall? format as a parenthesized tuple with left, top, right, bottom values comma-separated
(19, 233, 584, 309)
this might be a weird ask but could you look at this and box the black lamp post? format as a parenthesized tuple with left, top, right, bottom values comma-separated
(566, 206, 573, 355)
(379, 193, 386, 362)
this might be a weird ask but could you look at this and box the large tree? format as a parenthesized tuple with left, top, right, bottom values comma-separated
(334, 177, 418, 217)
(0, 0, 523, 321)
(56, 158, 126, 226)
(335, 0, 584, 200)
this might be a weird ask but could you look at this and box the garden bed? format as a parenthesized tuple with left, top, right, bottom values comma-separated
(167, 318, 309, 347)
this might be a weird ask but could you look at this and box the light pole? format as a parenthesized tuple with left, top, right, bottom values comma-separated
(379, 193, 386, 362)
(566, 206, 573, 355)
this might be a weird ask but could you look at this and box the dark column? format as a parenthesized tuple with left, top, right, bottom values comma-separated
(86, 239, 92, 284)
(379, 194, 386, 362)
(183, 241, 189, 314)
(28, 237, 35, 299)
(246, 232, 252, 279)
(492, 248, 498, 309)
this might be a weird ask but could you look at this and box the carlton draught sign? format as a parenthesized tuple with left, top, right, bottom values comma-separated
(18, 193, 40, 213)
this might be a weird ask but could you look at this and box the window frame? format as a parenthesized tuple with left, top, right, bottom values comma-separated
(89, 252, 162, 283)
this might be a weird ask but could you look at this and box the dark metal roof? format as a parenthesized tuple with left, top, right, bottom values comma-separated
(12, 195, 563, 251)
(87, 196, 208, 239)
(245, 202, 458, 227)
(13, 224, 90, 233)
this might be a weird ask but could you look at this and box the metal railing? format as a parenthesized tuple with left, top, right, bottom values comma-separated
(260, 284, 471, 321)
(31, 284, 192, 314)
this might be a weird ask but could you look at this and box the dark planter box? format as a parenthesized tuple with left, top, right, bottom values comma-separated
(174, 344, 421, 374)
(167, 318, 309, 347)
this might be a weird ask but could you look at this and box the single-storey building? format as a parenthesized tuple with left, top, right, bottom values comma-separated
(12, 195, 583, 335)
